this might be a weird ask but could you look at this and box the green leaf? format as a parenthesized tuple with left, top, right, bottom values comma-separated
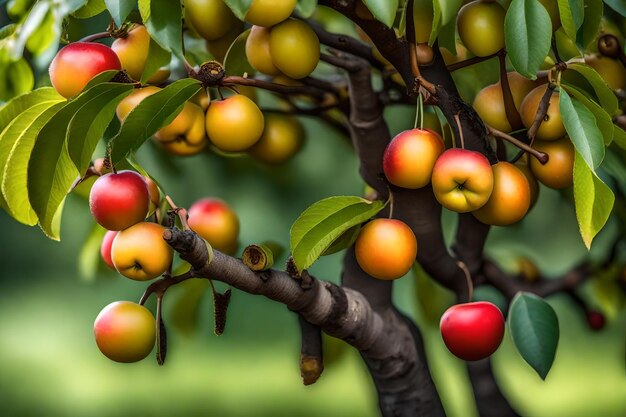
(168, 278, 210, 336)
(573, 151, 614, 249)
(578, 0, 603, 49)
(1, 102, 65, 225)
(603, 0, 626, 17)
(559, 89, 604, 170)
(296, 0, 318, 18)
(562, 84, 613, 145)
(140, 38, 171, 83)
(104, 0, 137, 26)
(558, 0, 584, 40)
(28, 84, 125, 240)
(0, 59, 35, 102)
(78, 222, 107, 281)
(566, 63, 618, 116)
(613, 125, 626, 150)
(428, 0, 442, 46)
(361, 0, 399, 28)
(223, 29, 255, 76)
(67, 83, 133, 173)
(436, 17, 457, 53)
(504, 0, 552, 79)
(435, 0, 463, 26)
(72, 0, 107, 18)
(508, 292, 559, 379)
(139, 0, 184, 60)
(223, 0, 253, 21)
(321, 225, 361, 256)
(0, 87, 62, 133)
(289, 196, 385, 273)
(109, 78, 202, 164)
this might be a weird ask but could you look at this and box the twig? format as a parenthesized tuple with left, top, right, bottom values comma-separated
(487, 125, 549, 164)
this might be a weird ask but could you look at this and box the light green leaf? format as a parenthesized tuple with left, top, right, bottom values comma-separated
(321, 225, 361, 256)
(72, 0, 107, 18)
(436, 0, 463, 26)
(612, 125, 626, 150)
(1, 102, 65, 225)
(223, 0, 253, 21)
(0, 87, 62, 133)
(573, 150, 614, 249)
(567, 62, 618, 115)
(296, 0, 318, 18)
(504, 0, 552, 79)
(0, 59, 35, 102)
(562, 84, 613, 145)
(290, 196, 385, 273)
(559, 89, 604, 169)
(223, 29, 255, 76)
(558, 0, 584, 40)
(109, 78, 202, 164)
(78, 222, 107, 281)
(25, 8, 57, 55)
(428, 0, 442, 46)
(139, 0, 184, 60)
(361, 0, 399, 28)
(67, 83, 133, 173)
(508, 292, 559, 379)
(104, 0, 137, 26)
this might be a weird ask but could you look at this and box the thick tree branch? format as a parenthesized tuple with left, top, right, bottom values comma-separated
(467, 359, 521, 417)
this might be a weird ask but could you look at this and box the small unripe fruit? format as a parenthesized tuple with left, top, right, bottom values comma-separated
(473, 162, 531, 226)
(440, 301, 505, 361)
(269, 18, 320, 79)
(354, 218, 418, 280)
(116, 86, 161, 122)
(431, 149, 494, 213)
(246, 26, 282, 76)
(100, 230, 119, 270)
(94, 301, 156, 363)
(383, 128, 445, 189)
(457, 1, 506, 57)
(520, 85, 566, 141)
(154, 102, 207, 146)
(586, 311, 605, 331)
(111, 222, 173, 280)
(89, 171, 150, 231)
(49, 42, 121, 98)
(188, 198, 240, 255)
(530, 137, 574, 189)
(184, 0, 239, 41)
(245, 0, 297, 27)
(248, 114, 304, 164)
(111, 25, 150, 81)
(206, 94, 264, 152)
(160, 139, 207, 156)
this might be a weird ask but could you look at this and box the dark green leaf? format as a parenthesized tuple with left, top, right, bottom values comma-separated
(562, 84, 613, 145)
(223, 0, 253, 21)
(578, 0, 603, 49)
(82, 70, 122, 91)
(104, 0, 137, 26)
(67, 83, 133, 173)
(566, 63, 618, 115)
(613, 125, 626, 150)
(109, 78, 202, 164)
(78, 222, 107, 281)
(223, 29, 255, 76)
(603, 0, 626, 17)
(558, 0, 584, 40)
(1, 102, 65, 225)
(0, 87, 62, 133)
(361, 0, 399, 28)
(138, 0, 184, 59)
(559, 89, 604, 170)
(0, 59, 34, 102)
(573, 151, 614, 249)
(140, 37, 171, 83)
(436, 18, 457, 54)
(504, 0, 552, 79)
(296, 0, 318, 18)
(72, 0, 107, 18)
(508, 292, 559, 379)
(290, 196, 385, 273)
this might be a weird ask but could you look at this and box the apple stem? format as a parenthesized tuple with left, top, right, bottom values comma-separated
(78, 31, 111, 43)
(453, 114, 465, 149)
(387, 188, 395, 219)
(457, 260, 474, 303)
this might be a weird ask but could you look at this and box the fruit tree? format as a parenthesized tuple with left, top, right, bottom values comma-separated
(1, 0, 626, 416)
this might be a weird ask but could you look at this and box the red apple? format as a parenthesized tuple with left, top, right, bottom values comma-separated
(440, 301, 505, 361)
(49, 42, 122, 99)
(89, 171, 150, 231)
(100, 230, 118, 270)
(188, 198, 240, 255)
(383, 128, 445, 189)
(431, 148, 494, 213)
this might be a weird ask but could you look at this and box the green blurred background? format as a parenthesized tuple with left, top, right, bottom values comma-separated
(1, 107, 625, 417)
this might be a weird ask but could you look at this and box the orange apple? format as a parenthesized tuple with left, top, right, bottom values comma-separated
(111, 222, 173, 280)
(530, 137, 574, 189)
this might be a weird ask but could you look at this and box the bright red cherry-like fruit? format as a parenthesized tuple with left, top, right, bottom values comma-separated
(383, 128, 445, 189)
(440, 301, 505, 361)
(94, 301, 156, 363)
(100, 230, 119, 270)
(89, 171, 150, 231)
(49, 42, 122, 99)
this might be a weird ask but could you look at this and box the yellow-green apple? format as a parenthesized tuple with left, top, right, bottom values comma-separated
(354, 218, 418, 280)
(269, 18, 320, 79)
(245, 0, 297, 27)
(431, 149, 495, 213)
(111, 222, 173, 280)
(246, 25, 282, 76)
(188, 198, 240, 255)
(383, 128, 445, 189)
(184, 0, 239, 41)
(89, 171, 150, 231)
(94, 301, 155, 363)
(49, 42, 121, 98)
(457, 0, 506, 57)
(473, 162, 531, 226)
